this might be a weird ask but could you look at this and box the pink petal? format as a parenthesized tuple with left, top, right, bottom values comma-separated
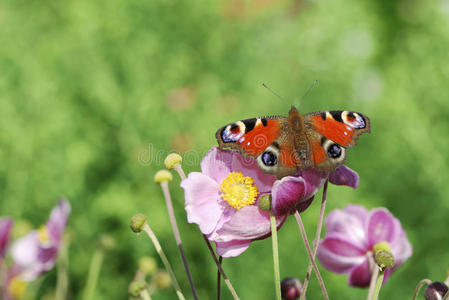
(210, 205, 287, 242)
(271, 176, 306, 216)
(215, 240, 251, 257)
(181, 172, 224, 235)
(325, 205, 368, 249)
(348, 258, 372, 287)
(11, 232, 39, 267)
(317, 240, 366, 274)
(300, 168, 329, 196)
(200, 147, 233, 184)
(366, 208, 399, 247)
(0, 218, 13, 259)
(329, 165, 359, 188)
(320, 234, 366, 257)
(391, 229, 413, 266)
(47, 198, 71, 243)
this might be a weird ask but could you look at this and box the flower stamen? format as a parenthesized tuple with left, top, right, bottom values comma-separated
(220, 172, 259, 210)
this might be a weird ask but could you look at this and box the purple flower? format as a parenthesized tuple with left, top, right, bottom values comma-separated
(317, 204, 412, 287)
(181, 147, 358, 257)
(0, 218, 13, 263)
(10, 198, 71, 281)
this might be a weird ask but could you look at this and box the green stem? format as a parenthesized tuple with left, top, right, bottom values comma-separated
(202, 235, 240, 300)
(142, 223, 186, 300)
(217, 256, 222, 300)
(140, 289, 152, 300)
(366, 258, 379, 300)
(82, 246, 104, 300)
(301, 180, 328, 300)
(295, 211, 329, 300)
(55, 241, 69, 300)
(270, 212, 281, 300)
(372, 269, 385, 300)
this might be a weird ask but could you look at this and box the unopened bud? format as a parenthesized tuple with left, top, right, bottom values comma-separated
(424, 282, 449, 300)
(155, 271, 171, 289)
(164, 153, 182, 170)
(139, 257, 157, 275)
(128, 280, 146, 297)
(154, 170, 173, 183)
(373, 241, 392, 254)
(281, 277, 302, 300)
(374, 250, 395, 270)
(100, 234, 116, 251)
(258, 193, 272, 211)
(130, 214, 147, 233)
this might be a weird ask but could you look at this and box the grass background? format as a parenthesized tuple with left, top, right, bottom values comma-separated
(1, 0, 449, 298)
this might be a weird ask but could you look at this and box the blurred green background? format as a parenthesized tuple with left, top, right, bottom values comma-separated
(1, 0, 449, 298)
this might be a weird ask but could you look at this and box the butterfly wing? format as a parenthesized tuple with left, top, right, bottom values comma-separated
(216, 114, 301, 178)
(304, 110, 370, 171)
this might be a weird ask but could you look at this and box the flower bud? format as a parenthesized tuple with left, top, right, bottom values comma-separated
(154, 170, 173, 183)
(164, 153, 182, 170)
(281, 277, 302, 300)
(128, 280, 147, 297)
(424, 281, 449, 300)
(374, 250, 395, 270)
(373, 241, 392, 254)
(139, 257, 157, 275)
(258, 193, 272, 211)
(130, 214, 147, 233)
(100, 234, 116, 251)
(155, 271, 171, 289)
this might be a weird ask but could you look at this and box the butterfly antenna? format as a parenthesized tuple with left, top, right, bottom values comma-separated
(262, 83, 284, 102)
(298, 79, 318, 106)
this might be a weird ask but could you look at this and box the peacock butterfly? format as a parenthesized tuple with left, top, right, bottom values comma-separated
(216, 106, 370, 178)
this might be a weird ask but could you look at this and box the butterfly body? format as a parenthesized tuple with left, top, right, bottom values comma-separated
(216, 106, 370, 178)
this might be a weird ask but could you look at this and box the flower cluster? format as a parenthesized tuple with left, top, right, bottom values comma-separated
(1, 199, 70, 300)
(181, 147, 359, 257)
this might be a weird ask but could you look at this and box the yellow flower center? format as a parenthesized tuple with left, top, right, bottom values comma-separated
(220, 172, 259, 210)
(38, 225, 50, 243)
(8, 277, 27, 299)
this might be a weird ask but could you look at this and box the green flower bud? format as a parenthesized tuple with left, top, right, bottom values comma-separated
(130, 214, 147, 233)
(155, 271, 171, 289)
(374, 250, 395, 270)
(164, 153, 182, 170)
(373, 241, 392, 254)
(138, 257, 157, 275)
(128, 280, 147, 297)
(258, 193, 272, 211)
(154, 170, 173, 183)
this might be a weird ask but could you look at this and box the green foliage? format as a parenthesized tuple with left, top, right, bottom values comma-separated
(1, 0, 448, 298)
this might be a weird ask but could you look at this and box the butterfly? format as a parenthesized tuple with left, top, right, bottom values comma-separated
(216, 106, 370, 178)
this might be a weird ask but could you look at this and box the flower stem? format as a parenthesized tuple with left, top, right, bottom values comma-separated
(270, 212, 282, 300)
(142, 223, 186, 300)
(444, 290, 449, 300)
(56, 241, 69, 300)
(372, 269, 385, 300)
(301, 180, 328, 299)
(295, 211, 329, 300)
(160, 181, 198, 300)
(366, 256, 379, 300)
(202, 235, 240, 300)
(217, 256, 223, 300)
(140, 289, 153, 300)
(82, 244, 104, 300)
(174, 164, 186, 180)
(411, 279, 432, 300)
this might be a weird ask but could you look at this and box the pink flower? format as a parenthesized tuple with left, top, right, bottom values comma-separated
(181, 147, 359, 257)
(0, 218, 13, 263)
(10, 198, 71, 281)
(317, 204, 412, 287)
